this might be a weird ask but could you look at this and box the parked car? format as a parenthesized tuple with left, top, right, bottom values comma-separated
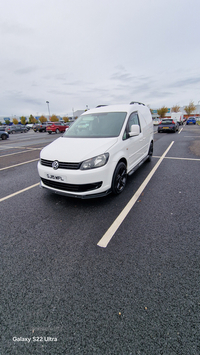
(158, 118, 179, 133)
(186, 117, 196, 125)
(0, 131, 9, 140)
(5, 125, 28, 134)
(46, 122, 69, 134)
(33, 122, 52, 132)
(0, 125, 6, 131)
(37, 102, 154, 199)
(153, 118, 161, 125)
(26, 124, 33, 130)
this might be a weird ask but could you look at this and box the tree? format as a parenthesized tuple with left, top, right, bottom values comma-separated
(184, 101, 196, 116)
(13, 118, 18, 124)
(171, 105, 180, 112)
(50, 114, 59, 122)
(62, 116, 69, 123)
(20, 116, 26, 125)
(157, 106, 168, 118)
(39, 115, 47, 123)
(5, 119, 10, 125)
(29, 115, 37, 124)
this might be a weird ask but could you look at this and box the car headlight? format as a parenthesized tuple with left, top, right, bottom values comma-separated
(80, 153, 109, 170)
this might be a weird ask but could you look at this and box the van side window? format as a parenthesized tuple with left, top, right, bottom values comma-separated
(123, 112, 141, 140)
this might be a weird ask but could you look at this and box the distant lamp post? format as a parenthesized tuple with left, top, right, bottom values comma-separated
(46, 101, 51, 120)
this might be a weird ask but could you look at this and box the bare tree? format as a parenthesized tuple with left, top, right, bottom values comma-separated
(171, 105, 180, 112)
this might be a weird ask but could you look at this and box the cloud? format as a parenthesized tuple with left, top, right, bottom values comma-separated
(0, 20, 33, 36)
(110, 71, 135, 82)
(14, 67, 38, 75)
(0, 0, 200, 115)
(171, 77, 200, 88)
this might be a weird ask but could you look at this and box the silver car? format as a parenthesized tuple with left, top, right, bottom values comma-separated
(5, 125, 28, 134)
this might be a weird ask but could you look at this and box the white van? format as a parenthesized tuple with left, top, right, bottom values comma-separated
(37, 102, 154, 198)
(171, 112, 184, 125)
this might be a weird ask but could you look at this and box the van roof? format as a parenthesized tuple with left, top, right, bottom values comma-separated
(83, 102, 148, 116)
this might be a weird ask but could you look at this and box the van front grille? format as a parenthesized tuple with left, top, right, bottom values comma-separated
(41, 159, 81, 170)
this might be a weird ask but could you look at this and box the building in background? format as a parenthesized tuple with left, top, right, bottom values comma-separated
(152, 105, 200, 119)
(0, 105, 199, 124)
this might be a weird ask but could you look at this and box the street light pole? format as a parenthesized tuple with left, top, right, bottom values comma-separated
(46, 101, 51, 120)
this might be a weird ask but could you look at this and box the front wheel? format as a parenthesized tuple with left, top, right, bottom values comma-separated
(1, 134, 7, 140)
(111, 162, 127, 195)
(56, 129, 59, 133)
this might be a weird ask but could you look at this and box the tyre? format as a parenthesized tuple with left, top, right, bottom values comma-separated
(1, 134, 7, 140)
(48, 132, 52, 134)
(111, 162, 127, 195)
(24, 129, 27, 133)
(147, 142, 153, 162)
(56, 129, 59, 133)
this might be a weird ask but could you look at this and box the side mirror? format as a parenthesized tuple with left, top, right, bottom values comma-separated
(129, 124, 140, 137)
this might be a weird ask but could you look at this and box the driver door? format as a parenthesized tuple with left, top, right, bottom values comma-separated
(123, 112, 144, 169)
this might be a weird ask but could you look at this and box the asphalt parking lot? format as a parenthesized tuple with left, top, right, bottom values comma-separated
(1, 126, 200, 355)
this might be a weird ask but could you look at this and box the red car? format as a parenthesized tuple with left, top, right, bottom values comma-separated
(46, 122, 69, 134)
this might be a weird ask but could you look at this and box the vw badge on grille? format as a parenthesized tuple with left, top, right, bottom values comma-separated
(52, 160, 59, 170)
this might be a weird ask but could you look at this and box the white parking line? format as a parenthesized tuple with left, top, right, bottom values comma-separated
(0, 159, 39, 171)
(97, 141, 174, 248)
(0, 148, 41, 157)
(0, 183, 40, 202)
(153, 156, 200, 161)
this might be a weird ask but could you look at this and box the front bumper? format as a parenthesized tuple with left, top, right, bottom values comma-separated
(37, 161, 114, 198)
(40, 180, 111, 199)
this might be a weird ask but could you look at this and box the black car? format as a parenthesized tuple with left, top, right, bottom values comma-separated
(158, 119, 179, 133)
(33, 122, 52, 132)
(0, 131, 9, 140)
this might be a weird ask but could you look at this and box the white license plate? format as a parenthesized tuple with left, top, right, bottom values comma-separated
(47, 174, 64, 182)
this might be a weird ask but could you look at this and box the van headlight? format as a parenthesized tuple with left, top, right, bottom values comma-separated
(80, 153, 109, 170)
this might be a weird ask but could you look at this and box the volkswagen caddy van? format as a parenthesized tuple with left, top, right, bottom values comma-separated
(37, 102, 153, 198)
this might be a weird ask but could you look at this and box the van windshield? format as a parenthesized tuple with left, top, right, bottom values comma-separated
(63, 112, 127, 138)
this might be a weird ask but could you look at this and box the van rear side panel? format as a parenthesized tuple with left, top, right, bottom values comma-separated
(171, 112, 184, 124)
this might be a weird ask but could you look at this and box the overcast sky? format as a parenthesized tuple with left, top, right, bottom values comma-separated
(1, 0, 200, 117)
